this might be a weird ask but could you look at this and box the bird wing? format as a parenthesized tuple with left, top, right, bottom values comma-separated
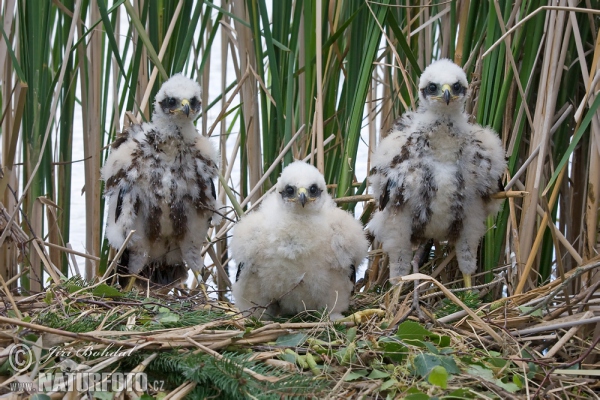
(327, 206, 368, 282)
(369, 118, 414, 212)
(229, 204, 269, 278)
(235, 262, 244, 282)
(101, 125, 144, 247)
(192, 136, 222, 225)
(469, 126, 506, 200)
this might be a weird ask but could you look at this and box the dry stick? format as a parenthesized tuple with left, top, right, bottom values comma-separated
(523, 261, 600, 316)
(333, 194, 373, 204)
(544, 311, 593, 358)
(31, 239, 63, 284)
(365, 1, 415, 109)
(515, 314, 600, 337)
(205, 245, 232, 288)
(42, 241, 101, 261)
(505, 103, 573, 191)
(135, 0, 184, 123)
(0, 316, 137, 347)
(164, 382, 198, 400)
(397, 273, 504, 343)
(483, 6, 600, 58)
(514, 168, 566, 295)
(512, 178, 582, 264)
(186, 337, 280, 383)
(0, 0, 82, 249)
(0, 275, 21, 319)
(101, 229, 136, 281)
(220, 132, 241, 204)
(239, 125, 306, 209)
(573, 45, 600, 123)
(533, 334, 600, 399)
(492, 1, 534, 127)
(207, 69, 251, 138)
(453, 0, 470, 65)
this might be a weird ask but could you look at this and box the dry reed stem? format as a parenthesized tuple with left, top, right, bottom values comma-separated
(395, 273, 504, 343)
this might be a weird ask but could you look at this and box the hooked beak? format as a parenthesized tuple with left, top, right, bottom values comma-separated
(181, 99, 190, 117)
(441, 84, 452, 105)
(298, 187, 308, 207)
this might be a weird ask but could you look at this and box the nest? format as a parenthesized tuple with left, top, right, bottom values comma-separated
(0, 260, 598, 399)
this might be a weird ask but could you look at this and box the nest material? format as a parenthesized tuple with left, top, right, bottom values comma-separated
(0, 201, 29, 253)
(0, 262, 598, 399)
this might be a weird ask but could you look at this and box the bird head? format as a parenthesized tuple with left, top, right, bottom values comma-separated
(276, 161, 327, 212)
(154, 74, 202, 123)
(418, 59, 468, 112)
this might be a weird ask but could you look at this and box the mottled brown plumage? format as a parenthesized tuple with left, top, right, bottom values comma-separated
(101, 74, 220, 284)
(369, 59, 506, 286)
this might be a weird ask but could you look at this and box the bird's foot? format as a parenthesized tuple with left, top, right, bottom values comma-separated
(335, 309, 385, 324)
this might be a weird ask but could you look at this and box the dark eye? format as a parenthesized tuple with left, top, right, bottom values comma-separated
(453, 82, 462, 92)
(167, 97, 177, 106)
(309, 184, 319, 196)
(190, 97, 200, 108)
(285, 185, 295, 196)
(427, 83, 437, 93)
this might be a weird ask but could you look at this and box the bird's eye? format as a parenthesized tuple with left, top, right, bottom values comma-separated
(427, 83, 437, 93)
(167, 97, 177, 106)
(453, 82, 462, 92)
(190, 97, 200, 108)
(309, 184, 319, 196)
(285, 185, 295, 196)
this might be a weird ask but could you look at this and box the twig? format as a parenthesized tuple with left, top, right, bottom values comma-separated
(533, 334, 600, 399)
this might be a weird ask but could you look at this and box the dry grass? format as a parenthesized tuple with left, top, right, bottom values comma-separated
(1, 1, 600, 398)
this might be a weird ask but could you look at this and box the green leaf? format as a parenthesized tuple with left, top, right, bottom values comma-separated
(90, 392, 114, 400)
(91, 284, 124, 298)
(343, 369, 369, 381)
(424, 341, 440, 355)
(157, 313, 179, 324)
(396, 321, 450, 347)
(513, 375, 523, 389)
(379, 378, 398, 391)
(466, 365, 520, 393)
(280, 352, 296, 364)
(378, 339, 408, 362)
(275, 333, 307, 347)
(31, 395, 52, 400)
(517, 306, 543, 317)
(346, 326, 358, 342)
(414, 354, 460, 378)
(496, 380, 520, 393)
(404, 393, 429, 400)
(367, 369, 390, 379)
(66, 284, 83, 293)
(428, 365, 448, 389)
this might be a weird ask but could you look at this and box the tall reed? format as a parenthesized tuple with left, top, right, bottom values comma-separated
(0, 0, 598, 299)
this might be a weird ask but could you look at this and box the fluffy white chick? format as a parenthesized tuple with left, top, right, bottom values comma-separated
(101, 74, 221, 285)
(231, 161, 368, 320)
(369, 59, 506, 287)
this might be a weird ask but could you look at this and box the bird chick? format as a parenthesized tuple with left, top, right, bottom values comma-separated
(231, 161, 368, 320)
(101, 74, 221, 285)
(368, 59, 506, 287)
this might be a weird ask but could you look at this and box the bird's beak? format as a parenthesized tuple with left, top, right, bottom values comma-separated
(441, 84, 452, 105)
(181, 99, 190, 117)
(298, 187, 308, 208)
